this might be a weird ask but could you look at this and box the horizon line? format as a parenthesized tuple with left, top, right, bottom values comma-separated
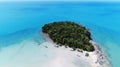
(1, 0, 120, 2)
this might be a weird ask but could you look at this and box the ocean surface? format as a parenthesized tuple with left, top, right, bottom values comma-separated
(0, 1, 120, 67)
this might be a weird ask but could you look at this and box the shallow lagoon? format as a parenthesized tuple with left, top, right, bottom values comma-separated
(0, 2, 120, 67)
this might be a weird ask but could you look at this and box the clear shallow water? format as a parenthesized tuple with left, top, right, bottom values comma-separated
(0, 1, 120, 67)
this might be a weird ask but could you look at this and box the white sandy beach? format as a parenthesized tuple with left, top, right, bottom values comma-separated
(0, 36, 110, 67)
(42, 33, 111, 67)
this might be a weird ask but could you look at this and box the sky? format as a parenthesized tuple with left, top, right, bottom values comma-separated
(0, 0, 120, 2)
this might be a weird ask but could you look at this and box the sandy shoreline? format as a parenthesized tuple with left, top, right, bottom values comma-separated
(42, 32, 111, 67)
(0, 33, 111, 67)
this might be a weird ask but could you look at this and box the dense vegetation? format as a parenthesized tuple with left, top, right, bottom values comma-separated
(42, 21, 95, 52)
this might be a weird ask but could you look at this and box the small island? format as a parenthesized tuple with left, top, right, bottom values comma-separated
(42, 21, 95, 52)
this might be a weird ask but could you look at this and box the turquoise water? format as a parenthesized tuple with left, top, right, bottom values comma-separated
(0, 1, 120, 67)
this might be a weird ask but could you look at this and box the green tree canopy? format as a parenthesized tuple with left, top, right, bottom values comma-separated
(42, 21, 95, 52)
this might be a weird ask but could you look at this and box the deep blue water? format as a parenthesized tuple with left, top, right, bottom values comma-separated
(0, 1, 120, 67)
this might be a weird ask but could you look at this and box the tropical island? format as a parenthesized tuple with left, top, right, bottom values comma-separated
(41, 21, 110, 67)
(42, 21, 95, 52)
